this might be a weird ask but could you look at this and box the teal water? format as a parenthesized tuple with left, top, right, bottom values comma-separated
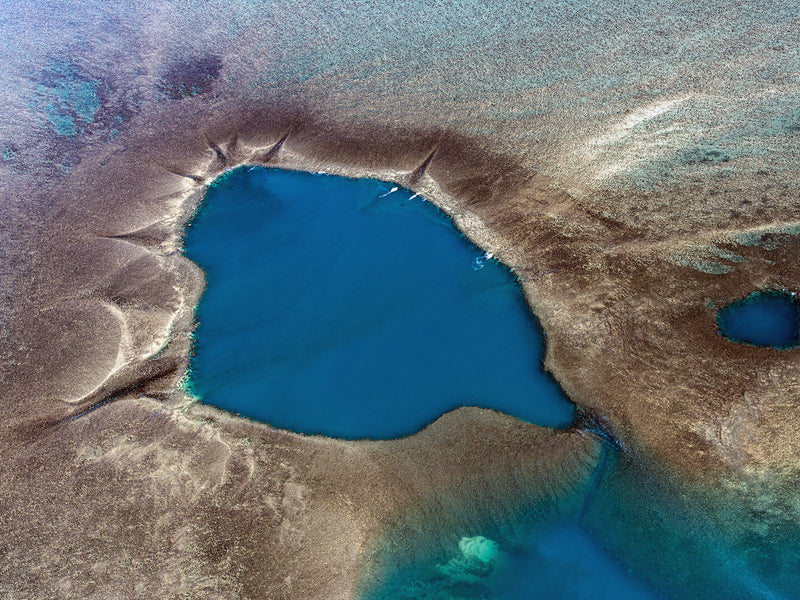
(185, 166, 575, 439)
(362, 446, 666, 600)
(365, 521, 665, 600)
(582, 451, 800, 600)
(717, 290, 800, 349)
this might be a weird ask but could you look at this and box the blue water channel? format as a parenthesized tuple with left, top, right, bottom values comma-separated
(185, 166, 575, 439)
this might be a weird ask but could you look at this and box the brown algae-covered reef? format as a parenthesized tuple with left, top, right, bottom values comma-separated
(2, 1, 800, 598)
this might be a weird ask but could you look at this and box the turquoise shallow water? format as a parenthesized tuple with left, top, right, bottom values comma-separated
(362, 446, 666, 600)
(717, 290, 800, 349)
(365, 521, 666, 600)
(583, 451, 800, 600)
(185, 166, 575, 438)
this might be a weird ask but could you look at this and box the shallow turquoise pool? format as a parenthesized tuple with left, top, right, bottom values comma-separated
(364, 520, 665, 600)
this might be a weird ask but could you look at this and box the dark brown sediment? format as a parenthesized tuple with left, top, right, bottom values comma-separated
(0, 399, 599, 599)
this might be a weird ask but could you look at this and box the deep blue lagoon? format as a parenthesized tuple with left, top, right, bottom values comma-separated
(185, 166, 575, 439)
(717, 290, 800, 349)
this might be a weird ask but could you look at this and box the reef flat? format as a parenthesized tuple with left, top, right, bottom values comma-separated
(1, 1, 800, 597)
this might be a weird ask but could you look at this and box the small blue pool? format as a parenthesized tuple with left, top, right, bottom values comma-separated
(716, 290, 800, 349)
(185, 167, 575, 439)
